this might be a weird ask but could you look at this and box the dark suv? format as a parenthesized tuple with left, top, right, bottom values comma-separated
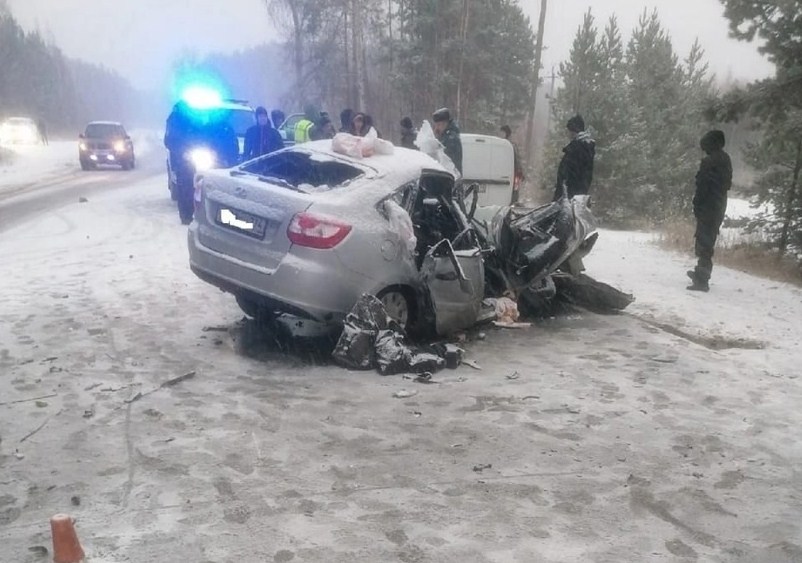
(79, 121, 135, 170)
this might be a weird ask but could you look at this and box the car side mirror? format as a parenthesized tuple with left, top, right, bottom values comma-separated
(79, 133, 85, 139)
(125, 135, 131, 140)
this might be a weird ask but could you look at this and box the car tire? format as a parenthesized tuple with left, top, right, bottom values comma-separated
(377, 287, 416, 333)
(236, 295, 276, 325)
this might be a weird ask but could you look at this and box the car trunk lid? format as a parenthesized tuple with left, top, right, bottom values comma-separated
(197, 172, 313, 272)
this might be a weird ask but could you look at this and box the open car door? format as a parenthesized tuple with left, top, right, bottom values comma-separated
(413, 170, 485, 335)
(421, 239, 484, 335)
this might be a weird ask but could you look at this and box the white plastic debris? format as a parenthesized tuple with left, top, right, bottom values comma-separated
(331, 130, 395, 159)
(494, 297, 520, 324)
(332, 133, 365, 159)
(414, 121, 460, 179)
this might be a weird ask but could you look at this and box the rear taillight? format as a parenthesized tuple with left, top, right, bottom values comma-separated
(193, 175, 204, 214)
(287, 212, 352, 249)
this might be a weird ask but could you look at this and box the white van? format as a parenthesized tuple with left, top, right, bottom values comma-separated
(461, 134, 515, 207)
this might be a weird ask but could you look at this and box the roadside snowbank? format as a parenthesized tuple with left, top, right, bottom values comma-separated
(0, 141, 76, 191)
(586, 228, 802, 376)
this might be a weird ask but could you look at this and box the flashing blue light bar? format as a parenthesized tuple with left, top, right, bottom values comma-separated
(181, 86, 224, 109)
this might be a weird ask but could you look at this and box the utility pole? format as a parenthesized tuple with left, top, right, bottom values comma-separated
(544, 66, 557, 135)
(524, 0, 547, 162)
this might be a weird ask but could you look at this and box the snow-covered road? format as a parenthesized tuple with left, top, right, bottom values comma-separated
(0, 131, 165, 234)
(1, 175, 801, 562)
(0, 131, 162, 200)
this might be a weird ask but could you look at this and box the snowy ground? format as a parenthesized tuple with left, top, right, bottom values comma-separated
(0, 141, 77, 195)
(0, 131, 162, 201)
(1, 176, 801, 562)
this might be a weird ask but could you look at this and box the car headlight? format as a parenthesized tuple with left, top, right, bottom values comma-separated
(188, 148, 215, 171)
(79, 142, 88, 150)
(113, 141, 126, 152)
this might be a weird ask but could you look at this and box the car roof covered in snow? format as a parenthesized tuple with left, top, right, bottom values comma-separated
(86, 121, 124, 126)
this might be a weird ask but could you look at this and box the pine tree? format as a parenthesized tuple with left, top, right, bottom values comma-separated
(541, 9, 713, 222)
(715, 0, 802, 256)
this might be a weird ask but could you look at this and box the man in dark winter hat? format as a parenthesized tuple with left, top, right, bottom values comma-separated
(555, 114, 595, 201)
(340, 109, 354, 133)
(400, 117, 417, 149)
(309, 114, 336, 140)
(432, 107, 462, 173)
(243, 106, 283, 161)
(687, 129, 732, 292)
(271, 109, 286, 130)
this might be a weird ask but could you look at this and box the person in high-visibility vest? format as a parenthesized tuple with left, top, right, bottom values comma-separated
(294, 105, 319, 144)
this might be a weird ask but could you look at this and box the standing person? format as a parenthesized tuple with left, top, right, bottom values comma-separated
(554, 115, 595, 201)
(164, 101, 198, 224)
(294, 105, 318, 144)
(500, 125, 525, 204)
(243, 106, 283, 161)
(309, 115, 336, 140)
(351, 112, 368, 136)
(432, 108, 462, 174)
(339, 109, 354, 133)
(687, 130, 732, 292)
(400, 117, 417, 149)
(270, 109, 286, 130)
(37, 118, 48, 145)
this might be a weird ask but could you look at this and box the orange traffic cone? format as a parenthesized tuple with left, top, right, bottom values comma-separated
(50, 514, 85, 563)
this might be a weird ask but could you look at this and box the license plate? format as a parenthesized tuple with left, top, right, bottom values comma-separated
(216, 207, 267, 239)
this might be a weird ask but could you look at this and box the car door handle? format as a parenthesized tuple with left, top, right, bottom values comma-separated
(436, 271, 458, 281)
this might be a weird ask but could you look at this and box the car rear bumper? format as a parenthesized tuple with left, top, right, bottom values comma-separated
(187, 224, 366, 323)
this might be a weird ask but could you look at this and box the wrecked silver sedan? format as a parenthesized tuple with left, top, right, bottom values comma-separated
(188, 141, 484, 335)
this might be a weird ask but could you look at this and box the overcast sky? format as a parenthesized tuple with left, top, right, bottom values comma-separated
(7, 0, 774, 93)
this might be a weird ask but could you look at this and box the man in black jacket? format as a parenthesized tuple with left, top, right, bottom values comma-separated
(432, 108, 463, 174)
(687, 130, 732, 292)
(243, 106, 283, 161)
(555, 115, 595, 200)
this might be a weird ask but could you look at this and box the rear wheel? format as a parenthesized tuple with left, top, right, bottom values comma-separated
(236, 295, 276, 325)
(377, 288, 415, 333)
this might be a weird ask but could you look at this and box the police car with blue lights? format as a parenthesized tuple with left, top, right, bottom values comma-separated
(164, 88, 255, 205)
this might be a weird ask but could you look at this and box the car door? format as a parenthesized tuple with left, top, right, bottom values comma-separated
(420, 239, 484, 335)
(415, 170, 485, 335)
